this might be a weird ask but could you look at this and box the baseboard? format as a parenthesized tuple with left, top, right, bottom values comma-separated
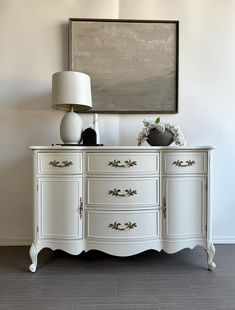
(0, 239, 32, 246)
(213, 236, 235, 244)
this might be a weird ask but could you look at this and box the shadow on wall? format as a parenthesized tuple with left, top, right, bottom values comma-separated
(60, 22, 69, 72)
(0, 95, 62, 241)
(0, 152, 33, 240)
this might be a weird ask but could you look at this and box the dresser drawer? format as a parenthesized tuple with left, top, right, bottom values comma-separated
(86, 152, 159, 175)
(87, 177, 159, 207)
(38, 153, 82, 174)
(162, 152, 207, 174)
(86, 210, 159, 241)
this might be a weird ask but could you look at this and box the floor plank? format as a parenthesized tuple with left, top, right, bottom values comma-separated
(0, 245, 235, 310)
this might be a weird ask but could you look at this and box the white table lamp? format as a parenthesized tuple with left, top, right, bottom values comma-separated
(52, 71, 92, 144)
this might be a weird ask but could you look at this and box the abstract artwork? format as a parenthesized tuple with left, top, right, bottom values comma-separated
(69, 19, 178, 113)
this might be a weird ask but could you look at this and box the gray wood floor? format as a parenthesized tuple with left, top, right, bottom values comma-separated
(0, 245, 235, 309)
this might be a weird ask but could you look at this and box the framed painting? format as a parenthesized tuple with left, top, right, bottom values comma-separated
(69, 18, 179, 113)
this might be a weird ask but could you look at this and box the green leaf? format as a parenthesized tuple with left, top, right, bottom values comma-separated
(155, 117, 160, 124)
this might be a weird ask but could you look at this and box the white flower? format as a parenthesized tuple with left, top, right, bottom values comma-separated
(137, 118, 186, 146)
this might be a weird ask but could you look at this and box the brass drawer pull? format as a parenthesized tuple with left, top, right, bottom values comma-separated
(108, 188, 137, 197)
(109, 221, 137, 231)
(79, 198, 83, 219)
(49, 160, 73, 168)
(172, 160, 195, 167)
(108, 159, 137, 168)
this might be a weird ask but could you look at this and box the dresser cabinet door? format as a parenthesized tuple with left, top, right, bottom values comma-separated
(38, 177, 83, 240)
(163, 177, 207, 239)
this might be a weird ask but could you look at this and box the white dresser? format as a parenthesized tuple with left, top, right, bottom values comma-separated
(29, 146, 216, 272)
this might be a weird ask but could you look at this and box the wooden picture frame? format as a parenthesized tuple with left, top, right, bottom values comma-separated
(69, 18, 179, 114)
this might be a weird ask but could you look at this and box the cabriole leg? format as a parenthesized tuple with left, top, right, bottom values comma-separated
(29, 243, 37, 272)
(207, 242, 216, 271)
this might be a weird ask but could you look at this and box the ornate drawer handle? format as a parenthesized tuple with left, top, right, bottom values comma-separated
(79, 198, 83, 219)
(49, 160, 73, 168)
(109, 221, 137, 231)
(108, 188, 137, 197)
(108, 159, 137, 168)
(172, 160, 195, 167)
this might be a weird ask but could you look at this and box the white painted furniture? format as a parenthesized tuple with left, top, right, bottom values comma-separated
(29, 146, 216, 272)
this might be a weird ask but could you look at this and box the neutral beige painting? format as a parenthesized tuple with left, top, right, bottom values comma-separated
(69, 19, 178, 113)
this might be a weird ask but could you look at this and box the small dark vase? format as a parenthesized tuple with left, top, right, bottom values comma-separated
(147, 129, 174, 146)
(82, 128, 97, 145)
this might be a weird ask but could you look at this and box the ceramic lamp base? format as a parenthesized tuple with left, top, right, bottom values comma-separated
(60, 111, 83, 144)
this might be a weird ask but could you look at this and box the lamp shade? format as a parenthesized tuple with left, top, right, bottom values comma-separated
(52, 71, 92, 112)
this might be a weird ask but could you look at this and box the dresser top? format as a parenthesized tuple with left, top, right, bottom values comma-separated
(29, 145, 214, 151)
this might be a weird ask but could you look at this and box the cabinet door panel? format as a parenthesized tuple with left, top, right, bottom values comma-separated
(38, 177, 82, 239)
(163, 177, 206, 239)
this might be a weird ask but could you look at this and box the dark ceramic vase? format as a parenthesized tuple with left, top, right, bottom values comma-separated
(147, 129, 174, 146)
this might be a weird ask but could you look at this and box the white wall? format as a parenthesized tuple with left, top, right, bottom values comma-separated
(0, 0, 234, 244)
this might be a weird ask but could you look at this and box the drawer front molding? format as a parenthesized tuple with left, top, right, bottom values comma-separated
(163, 152, 207, 174)
(86, 210, 159, 241)
(38, 153, 82, 174)
(87, 178, 159, 207)
(86, 152, 159, 175)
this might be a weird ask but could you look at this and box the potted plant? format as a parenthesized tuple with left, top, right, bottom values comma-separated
(137, 117, 186, 146)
